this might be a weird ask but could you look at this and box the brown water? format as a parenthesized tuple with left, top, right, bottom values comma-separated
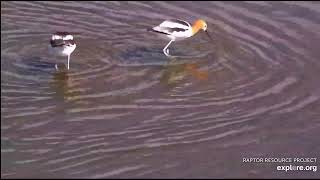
(1, 1, 320, 178)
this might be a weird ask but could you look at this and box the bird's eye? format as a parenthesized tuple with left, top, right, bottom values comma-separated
(203, 24, 207, 30)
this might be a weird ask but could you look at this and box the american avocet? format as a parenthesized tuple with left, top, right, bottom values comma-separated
(150, 19, 213, 57)
(49, 32, 76, 70)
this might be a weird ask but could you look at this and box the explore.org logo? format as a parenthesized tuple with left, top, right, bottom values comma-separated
(242, 157, 317, 172)
(277, 164, 317, 172)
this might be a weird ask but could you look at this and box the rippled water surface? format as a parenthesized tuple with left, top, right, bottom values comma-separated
(1, 1, 320, 178)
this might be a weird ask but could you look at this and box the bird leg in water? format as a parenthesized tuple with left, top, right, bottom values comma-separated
(67, 55, 70, 70)
(163, 40, 174, 57)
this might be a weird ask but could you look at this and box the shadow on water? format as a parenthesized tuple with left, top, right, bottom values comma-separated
(17, 56, 56, 76)
(24, 57, 55, 70)
(116, 45, 215, 67)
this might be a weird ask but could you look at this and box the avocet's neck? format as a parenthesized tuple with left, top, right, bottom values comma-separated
(191, 20, 204, 35)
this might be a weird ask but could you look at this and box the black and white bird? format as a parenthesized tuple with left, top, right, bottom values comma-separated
(49, 32, 76, 70)
(150, 19, 212, 57)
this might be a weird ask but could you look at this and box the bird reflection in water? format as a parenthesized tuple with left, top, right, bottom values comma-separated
(160, 62, 208, 85)
(49, 64, 85, 116)
(50, 64, 71, 101)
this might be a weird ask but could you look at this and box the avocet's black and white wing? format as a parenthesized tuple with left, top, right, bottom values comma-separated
(151, 19, 193, 39)
(50, 39, 75, 48)
(50, 32, 75, 47)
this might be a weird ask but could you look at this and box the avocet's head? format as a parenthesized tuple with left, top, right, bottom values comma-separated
(195, 19, 208, 31)
(193, 19, 214, 41)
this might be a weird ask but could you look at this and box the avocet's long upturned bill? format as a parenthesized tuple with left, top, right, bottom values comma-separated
(151, 19, 213, 57)
(49, 32, 76, 70)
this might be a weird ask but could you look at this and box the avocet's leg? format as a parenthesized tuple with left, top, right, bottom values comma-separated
(67, 55, 70, 70)
(163, 40, 174, 57)
(166, 49, 170, 55)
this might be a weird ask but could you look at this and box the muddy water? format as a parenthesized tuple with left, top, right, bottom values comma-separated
(1, 1, 320, 178)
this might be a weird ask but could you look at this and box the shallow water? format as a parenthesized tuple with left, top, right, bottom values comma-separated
(1, 1, 320, 178)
